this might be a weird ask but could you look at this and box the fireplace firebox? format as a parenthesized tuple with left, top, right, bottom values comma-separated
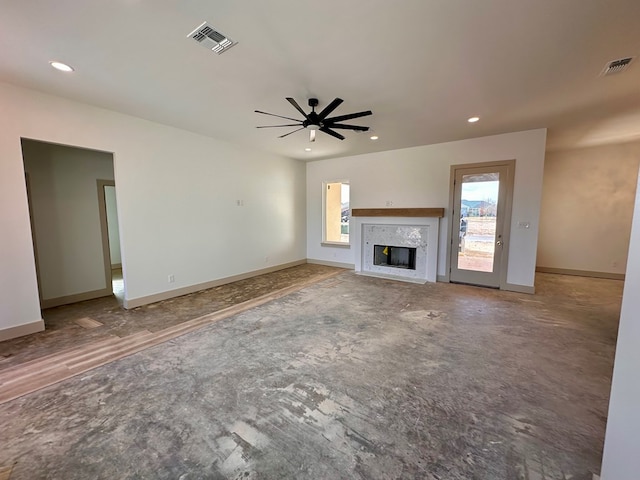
(373, 245, 417, 270)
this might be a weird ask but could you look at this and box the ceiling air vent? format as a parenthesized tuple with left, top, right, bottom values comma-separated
(188, 22, 236, 54)
(601, 57, 634, 76)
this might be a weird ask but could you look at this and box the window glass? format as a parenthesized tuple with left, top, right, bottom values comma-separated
(324, 182, 349, 243)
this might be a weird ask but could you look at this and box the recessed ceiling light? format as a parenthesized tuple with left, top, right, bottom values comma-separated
(370, 135, 379, 140)
(50, 61, 74, 72)
(304, 148, 312, 152)
(467, 116, 480, 123)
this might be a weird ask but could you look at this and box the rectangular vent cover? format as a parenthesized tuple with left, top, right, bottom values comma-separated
(188, 22, 236, 54)
(601, 57, 634, 76)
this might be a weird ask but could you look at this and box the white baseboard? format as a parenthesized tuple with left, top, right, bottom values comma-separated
(41, 287, 113, 309)
(536, 266, 624, 281)
(306, 259, 354, 269)
(503, 283, 535, 294)
(123, 260, 307, 309)
(0, 319, 45, 342)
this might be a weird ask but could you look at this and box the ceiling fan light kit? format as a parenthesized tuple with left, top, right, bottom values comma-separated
(256, 97, 372, 142)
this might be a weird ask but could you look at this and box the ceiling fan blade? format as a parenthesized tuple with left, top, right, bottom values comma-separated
(256, 123, 303, 128)
(278, 127, 305, 138)
(255, 110, 303, 122)
(317, 98, 343, 121)
(325, 110, 372, 124)
(329, 123, 370, 131)
(286, 98, 309, 119)
(320, 127, 345, 141)
(310, 130, 316, 142)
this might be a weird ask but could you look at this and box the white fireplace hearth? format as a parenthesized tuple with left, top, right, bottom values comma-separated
(352, 209, 442, 284)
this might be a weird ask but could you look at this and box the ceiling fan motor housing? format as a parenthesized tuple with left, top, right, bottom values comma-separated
(304, 98, 321, 128)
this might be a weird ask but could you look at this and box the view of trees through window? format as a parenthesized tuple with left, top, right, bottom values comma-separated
(325, 182, 350, 243)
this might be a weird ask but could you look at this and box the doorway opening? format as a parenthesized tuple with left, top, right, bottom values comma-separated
(98, 181, 124, 304)
(21, 139, 123, 308)
(447, 160, 515, 289)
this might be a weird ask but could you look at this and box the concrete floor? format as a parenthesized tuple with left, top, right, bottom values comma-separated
(0, 264, 338, 369)
(0, 268, 621, 479)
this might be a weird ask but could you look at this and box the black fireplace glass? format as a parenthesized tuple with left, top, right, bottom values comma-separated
(373, 245, 417, 270)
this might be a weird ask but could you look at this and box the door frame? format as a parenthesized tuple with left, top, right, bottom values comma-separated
(444, 159, 515, 289)
(97, 179, 116, 294)
(24, 172, 43, 303)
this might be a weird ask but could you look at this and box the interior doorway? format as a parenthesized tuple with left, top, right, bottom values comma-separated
(448, 160, 515, 288)
(97, 180, 123, 303)
(21, 139, 121, 308)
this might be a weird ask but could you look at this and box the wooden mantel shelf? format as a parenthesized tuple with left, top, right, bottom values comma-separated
(351, 208, 444, 218)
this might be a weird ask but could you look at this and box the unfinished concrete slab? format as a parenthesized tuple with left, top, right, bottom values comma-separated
(0, 270, 620, 479)
(0, 264, 340, 369)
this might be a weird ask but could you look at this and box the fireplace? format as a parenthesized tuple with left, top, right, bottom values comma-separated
(373, 245, 416, 270)
(360, 224, 429, 282)
(351, 210, 442, 284)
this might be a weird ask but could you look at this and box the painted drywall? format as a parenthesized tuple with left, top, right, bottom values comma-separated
(538, 141, 640, 275)
(0, 116, 43, 334)
(22, 140, 114, 301)
(307, 129, 547, 288)
(0, 82, 306, 338)
(104, 185, 121, 266)
(600, 167, 640, 480)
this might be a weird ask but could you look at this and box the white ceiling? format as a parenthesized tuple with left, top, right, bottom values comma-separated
(1, 0, 639, 161)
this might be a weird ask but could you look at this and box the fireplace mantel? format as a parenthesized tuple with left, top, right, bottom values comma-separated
(352, 208, 444, 218)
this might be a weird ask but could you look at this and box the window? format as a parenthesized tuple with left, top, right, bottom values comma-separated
(324, 181, 350, 244)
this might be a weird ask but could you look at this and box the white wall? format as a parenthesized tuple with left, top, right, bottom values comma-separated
(600, 168, 640, 480)
(538, 142, 640, 275)
(23, 140, 114, 301)
(0, 82, 306, 339)
(105, 185, 121, 266)
(307, 129, 547, 288)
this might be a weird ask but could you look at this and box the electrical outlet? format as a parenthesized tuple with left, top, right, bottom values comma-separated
(168, 274, 175, 283)
(517, 221, 530, 229)
(265, 256, 269, 263)
(236, 199, 244, 207)
(386, 200, 393, 207)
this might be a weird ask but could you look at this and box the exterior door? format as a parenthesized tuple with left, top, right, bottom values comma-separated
(449, 162, 514, 288)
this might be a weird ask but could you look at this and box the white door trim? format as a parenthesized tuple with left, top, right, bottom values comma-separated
(444, 159, 515, 289)
(97, 179, 116, 295)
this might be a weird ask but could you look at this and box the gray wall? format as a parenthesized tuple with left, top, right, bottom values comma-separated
(600, 166, 640, 479)
(22, 140, 114, 303)
(105, 185, 121, 266)
(538, 141, 640, 276)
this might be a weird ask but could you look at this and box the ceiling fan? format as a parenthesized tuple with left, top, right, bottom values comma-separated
(255, 97, 372, 142)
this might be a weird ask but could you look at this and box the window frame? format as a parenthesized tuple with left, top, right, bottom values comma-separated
(322, 180, 351, 246)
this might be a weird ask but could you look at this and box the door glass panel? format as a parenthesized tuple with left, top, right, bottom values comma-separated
(457, 172, 499, 272)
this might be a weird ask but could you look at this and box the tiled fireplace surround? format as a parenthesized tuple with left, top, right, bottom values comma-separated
(352, 209, 443, 284)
